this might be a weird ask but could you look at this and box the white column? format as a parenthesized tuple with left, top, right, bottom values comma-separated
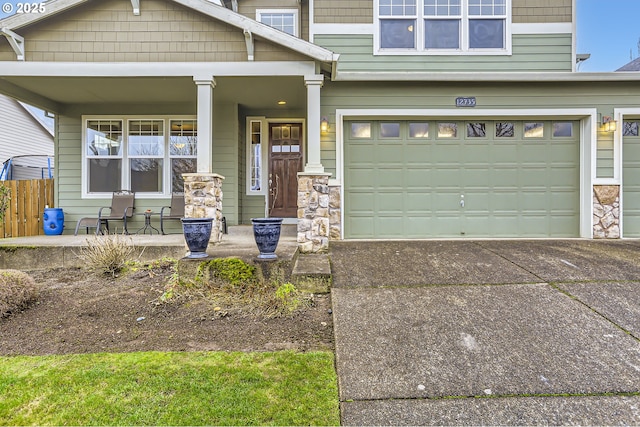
(304, 75, 325, 173)
(194, 77, 216, 173)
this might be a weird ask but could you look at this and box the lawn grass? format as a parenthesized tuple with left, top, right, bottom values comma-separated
(0, 351, 339, 426)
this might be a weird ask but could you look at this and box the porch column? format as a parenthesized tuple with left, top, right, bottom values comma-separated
(194, 77, 216, 173)
(304, 75, 325, 173)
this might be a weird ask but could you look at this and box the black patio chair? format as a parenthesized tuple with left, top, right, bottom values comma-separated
(160, 192, 185, 234)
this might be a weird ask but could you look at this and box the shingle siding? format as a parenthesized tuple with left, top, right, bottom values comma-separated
(512, 0, 572, 23)
(314, 0, 373, 24)
(0, 0, 309, 62)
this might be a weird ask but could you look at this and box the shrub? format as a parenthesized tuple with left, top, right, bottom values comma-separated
(0, 269, 38, 318)
(76, 233, 141, 277)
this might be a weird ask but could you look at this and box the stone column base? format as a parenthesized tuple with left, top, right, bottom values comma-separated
(183, 173, 225, 243)
(593, 185, 620, 239)
(298, 173, 332, 253)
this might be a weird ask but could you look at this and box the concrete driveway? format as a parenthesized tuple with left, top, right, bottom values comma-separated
(330, 240, 640, 425)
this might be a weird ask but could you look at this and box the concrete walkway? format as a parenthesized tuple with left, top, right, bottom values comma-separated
(330, 240, 640, 425)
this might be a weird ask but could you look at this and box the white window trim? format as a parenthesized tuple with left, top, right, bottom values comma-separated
(373, 0, 512, 56)
(82, 115, 197, 199)
(246, 116, 268, 196)
(256, 8, 299, 37)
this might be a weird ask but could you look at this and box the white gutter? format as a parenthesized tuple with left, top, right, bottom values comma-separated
(333, 71, 640, 82)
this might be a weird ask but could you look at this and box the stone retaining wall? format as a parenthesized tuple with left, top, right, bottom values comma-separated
(593, 185, 620, 239)
(183, 173, 225, 243)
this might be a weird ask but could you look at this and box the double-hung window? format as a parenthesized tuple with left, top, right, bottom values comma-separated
(256, 9, 298, 37)
(377, 0, 509, 53)
(84, 117, 197, 196)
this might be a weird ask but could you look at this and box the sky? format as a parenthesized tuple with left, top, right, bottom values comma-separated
(0, 0, 638, 72)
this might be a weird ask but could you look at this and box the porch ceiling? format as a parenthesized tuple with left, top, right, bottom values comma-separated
(0, 75, 306, 113)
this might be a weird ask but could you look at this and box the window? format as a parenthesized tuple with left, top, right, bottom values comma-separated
(524, 122, 544, 138)
(170, 120, 197, 193)
(409, 122, 429, 138)
(466, 122, 486, 137)
(257, 9, 298, 36)
(129, 120, 164, 193)
(495, 122, 514, 137)
(84, 117, 197, 196)
(552, 122, 573, 138)
(248, 120, 263, 192)
(380, 122, 401, 138)
(624, 121, 639, 137)
(351, 123, 372, 138)
(438, 122, 458, 138)
(377, 0, 509, 53)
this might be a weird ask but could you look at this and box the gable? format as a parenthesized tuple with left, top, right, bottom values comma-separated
(0, 0, 318, 62)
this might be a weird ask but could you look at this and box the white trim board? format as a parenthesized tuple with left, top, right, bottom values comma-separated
(0, 61, 318, 78)
(511, 23, 573, 34)
(334, 108, 597, 239)
(615, 107, 640, 238)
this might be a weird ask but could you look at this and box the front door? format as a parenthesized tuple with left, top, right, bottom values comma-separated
(269, 123, 303, 217)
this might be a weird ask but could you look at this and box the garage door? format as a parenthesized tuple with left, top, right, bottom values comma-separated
(623, 119, 640, 237)
(344, 120, 580, 238)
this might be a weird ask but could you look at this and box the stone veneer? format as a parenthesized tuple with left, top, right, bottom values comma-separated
(297, 173, 338, 253)
(183, 173, 225, 243)
(593, 185, 620, 239)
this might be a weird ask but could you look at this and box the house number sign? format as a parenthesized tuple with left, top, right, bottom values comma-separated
(456, 97, 476, 107)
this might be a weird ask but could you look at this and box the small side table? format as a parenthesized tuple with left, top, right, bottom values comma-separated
(136, 211, 160, 235)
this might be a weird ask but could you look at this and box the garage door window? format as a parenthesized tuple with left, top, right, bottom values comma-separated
(409, 122, 429, 138)
(380, 123, 401, 138)
(438, 122, 458, 138)
(351, 123, 372, 138)
(466, 122, 486, 138)
(553, 122, 573, 138)
(524, 122, 544, 138)
(624, 121, 639, 136)
(495, 122, 514, 137)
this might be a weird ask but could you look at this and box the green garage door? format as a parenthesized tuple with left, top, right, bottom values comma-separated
(623, 119, 640, 237)
(344, 120, 580, 239)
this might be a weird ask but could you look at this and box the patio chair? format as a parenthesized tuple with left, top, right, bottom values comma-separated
(97, 190, 135, 234)
(160, 192, 185, 234)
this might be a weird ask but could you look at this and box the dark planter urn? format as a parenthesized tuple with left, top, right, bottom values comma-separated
(251, 218, 283, 259)
(181, 217, 213, 259)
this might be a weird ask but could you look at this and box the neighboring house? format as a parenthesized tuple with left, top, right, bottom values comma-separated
(617, 57, 640, 72)
(1, 0, 640, 247)
(0, 93, 54, 179)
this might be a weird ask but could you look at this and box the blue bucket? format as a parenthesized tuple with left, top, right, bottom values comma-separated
(43, 208, 64, 235)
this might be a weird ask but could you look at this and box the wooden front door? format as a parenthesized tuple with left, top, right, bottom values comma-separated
(269, 123, 303, 217)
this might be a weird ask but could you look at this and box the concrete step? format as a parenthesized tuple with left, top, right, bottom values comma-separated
(291, 253, 332, 293)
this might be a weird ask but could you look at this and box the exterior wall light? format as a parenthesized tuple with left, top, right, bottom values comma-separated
(321, 117, 329, 133)
(601, 115, 617, 133)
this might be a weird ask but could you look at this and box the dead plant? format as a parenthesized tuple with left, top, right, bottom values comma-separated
(0, 269, 38, 318)
(75, 233, 142, 277)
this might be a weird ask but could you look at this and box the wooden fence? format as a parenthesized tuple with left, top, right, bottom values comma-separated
(0, 179, 55, 238)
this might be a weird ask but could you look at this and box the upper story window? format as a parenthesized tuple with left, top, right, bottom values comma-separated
(257, 9, 299, 37)
(377, 0, 509, 53)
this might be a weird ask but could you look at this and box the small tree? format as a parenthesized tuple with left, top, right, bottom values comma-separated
(0, 184, 10, 223)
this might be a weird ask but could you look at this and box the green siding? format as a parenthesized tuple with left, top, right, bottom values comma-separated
(319, 81, 640, 180)
(314, 34, 573, 73)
